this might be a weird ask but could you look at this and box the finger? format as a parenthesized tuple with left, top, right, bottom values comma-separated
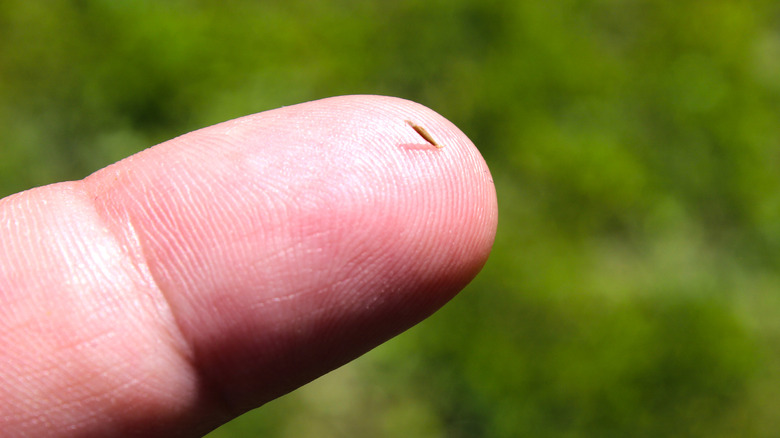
(0, 95, 497, 436)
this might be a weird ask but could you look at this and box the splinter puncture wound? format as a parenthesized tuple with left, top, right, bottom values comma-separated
(405, 120, 443, 148)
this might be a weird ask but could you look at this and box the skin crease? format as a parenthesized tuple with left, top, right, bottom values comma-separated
(0, 95, 498, 437)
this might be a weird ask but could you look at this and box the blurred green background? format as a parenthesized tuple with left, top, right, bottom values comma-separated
(2, 0, 780, 436)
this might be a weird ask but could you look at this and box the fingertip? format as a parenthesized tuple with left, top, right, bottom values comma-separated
(87, 94, 497, 411)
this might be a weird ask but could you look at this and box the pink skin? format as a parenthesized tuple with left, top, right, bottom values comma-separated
(0, 95, 498, 436)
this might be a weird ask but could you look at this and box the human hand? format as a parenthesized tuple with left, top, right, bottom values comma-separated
(0, 95, 497, 437)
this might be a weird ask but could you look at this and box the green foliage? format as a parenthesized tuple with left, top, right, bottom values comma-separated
(2, 0, 779, 436)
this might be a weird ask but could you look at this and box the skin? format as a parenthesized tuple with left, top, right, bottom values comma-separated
(0, 95, 498, 437)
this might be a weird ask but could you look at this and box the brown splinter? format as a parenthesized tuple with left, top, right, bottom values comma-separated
(405, 120, 443, 148)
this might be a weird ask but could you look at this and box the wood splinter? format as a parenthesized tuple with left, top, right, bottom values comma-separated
(405, 120, 443, 148)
